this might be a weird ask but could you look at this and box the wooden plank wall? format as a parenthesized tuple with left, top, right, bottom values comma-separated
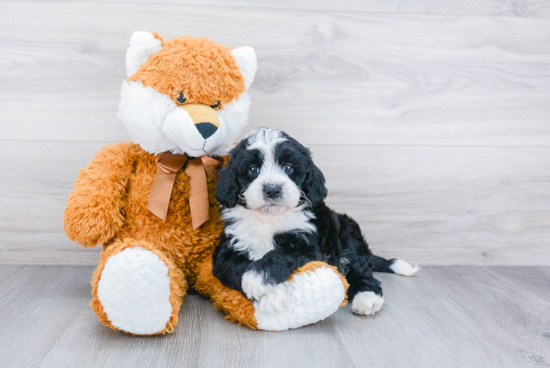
(0, 1, 549, 265)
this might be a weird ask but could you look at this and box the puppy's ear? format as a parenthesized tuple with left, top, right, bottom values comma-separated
(216, 164, 239, 208)
(304, 163, 328, 206)
(216, 143, 245, 208)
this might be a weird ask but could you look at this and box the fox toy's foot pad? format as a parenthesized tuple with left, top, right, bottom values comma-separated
(254, 262, 348, 331)
(91, 239, 186, 335)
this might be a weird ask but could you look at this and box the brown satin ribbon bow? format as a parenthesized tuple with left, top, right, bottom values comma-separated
(147, 152, 224, 229)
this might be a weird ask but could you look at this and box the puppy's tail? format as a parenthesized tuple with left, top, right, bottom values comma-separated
(371, 255, 421, 276)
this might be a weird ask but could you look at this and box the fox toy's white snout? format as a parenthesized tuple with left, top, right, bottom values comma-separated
(162, 108, 228, 156)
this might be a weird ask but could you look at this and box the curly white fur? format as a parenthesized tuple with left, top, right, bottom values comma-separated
(126, 31, 163, 77)
(118, 81, 178, 155)
(118, 81, 253, 156)
(97, 247, 172, 335)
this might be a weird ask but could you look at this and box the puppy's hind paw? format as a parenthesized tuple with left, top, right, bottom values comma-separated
(351, 291, 384, 316)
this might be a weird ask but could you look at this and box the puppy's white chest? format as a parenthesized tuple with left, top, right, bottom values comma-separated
(222, 206, 316, 261)
(234, 222, 277, 260)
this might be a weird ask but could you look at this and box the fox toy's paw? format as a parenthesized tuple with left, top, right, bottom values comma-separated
(252, 262, 348, 331)
(90, 239, 187, 335)
(197, 261, 348, 331)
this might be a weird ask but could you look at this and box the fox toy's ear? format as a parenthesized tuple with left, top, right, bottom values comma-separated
(126, 31, 163, 77)
(231, 46, 257, 90)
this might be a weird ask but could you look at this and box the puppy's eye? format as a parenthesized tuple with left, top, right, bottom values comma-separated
(176, 92, 188, 105)
(283, 164, 294, 174)
(211, 101, 221, 110)
(248, 165, 259, 175)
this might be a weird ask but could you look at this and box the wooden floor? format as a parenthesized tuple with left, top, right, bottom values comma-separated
(0, 266, 548, 368)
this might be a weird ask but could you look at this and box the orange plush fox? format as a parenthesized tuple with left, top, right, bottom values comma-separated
(63, 31, 348, 335)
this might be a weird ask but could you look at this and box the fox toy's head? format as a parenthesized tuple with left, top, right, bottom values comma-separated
(118, 31, 257, 157)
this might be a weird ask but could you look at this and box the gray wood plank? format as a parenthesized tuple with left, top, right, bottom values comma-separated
(0, 264, 23, 281)
(2, 141, 549, 266)
(0, 265, 26, 300)
(36, 293, 354, 368)
(490, 266, 550, 303)
(0, 141, 108, 265)
(334, 271, 497, 367)
(16, 0, 550, 18)
(1, 2, 549, 146)
(0, 266, 548, 367)
(321, 145, 550, 266)
(333, 267, 550, 367)
(0, 266, 93, 368)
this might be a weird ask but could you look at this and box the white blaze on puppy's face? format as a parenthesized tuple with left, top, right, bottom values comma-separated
(243, 129, 302, 216)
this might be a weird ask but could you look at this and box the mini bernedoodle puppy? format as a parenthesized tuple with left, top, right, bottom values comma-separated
(213, 128, 419, 316)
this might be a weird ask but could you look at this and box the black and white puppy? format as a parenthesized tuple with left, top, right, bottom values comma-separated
(213, 128, 419, 316)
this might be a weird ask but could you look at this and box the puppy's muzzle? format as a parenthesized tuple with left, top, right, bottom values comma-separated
(263, 184, 283, 200)
(179, 104, 219, 138)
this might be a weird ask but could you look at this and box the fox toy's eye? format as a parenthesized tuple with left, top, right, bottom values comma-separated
(176, 92, 187, 105)
(248, 165, 259, 175)
(211, 101, 221, 110)
(283, 164, 294, 174)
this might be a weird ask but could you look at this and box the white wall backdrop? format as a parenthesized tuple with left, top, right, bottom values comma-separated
(1, 0, 549, 265)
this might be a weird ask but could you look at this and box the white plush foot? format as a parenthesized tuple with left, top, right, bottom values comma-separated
(255, 284, 289, 314)
(351, 291, 384, 316)
(389, 259, 421, 276)
(242, 270, 273, 300)
(254, 266, 346, 331)
(97, 247, 172, 335)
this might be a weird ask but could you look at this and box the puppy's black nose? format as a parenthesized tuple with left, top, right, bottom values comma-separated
(264, 184, 283, 199)
(195, 122, 218, 139)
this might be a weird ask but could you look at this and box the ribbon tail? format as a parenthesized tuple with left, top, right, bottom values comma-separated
(147, 167, 177, 221)
(186, 158, 210, 229)
(148, 152, 188, 221)
(201, 155, 225, 180)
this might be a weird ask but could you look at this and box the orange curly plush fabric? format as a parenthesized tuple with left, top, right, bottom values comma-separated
(129, 36, 245, 108)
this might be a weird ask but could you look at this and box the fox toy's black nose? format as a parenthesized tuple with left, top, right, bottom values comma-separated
(195, 122, 218, 139)
(264, 184, 283, 199)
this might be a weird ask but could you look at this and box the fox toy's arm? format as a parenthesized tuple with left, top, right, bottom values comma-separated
(63, 143, 133, 248)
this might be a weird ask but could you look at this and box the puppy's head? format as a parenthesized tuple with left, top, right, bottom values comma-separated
(216, 128, 327, 215)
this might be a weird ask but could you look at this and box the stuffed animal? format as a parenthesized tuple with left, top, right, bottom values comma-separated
(63, 31, 349, 335)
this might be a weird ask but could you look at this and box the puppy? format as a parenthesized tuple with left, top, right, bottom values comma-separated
(213, 128, 419, 316)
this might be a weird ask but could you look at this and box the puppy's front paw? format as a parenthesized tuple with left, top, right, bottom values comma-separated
(256, 284, 289, 313)
(242, 270, 272, 300)
(351, 291, 384, 316)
